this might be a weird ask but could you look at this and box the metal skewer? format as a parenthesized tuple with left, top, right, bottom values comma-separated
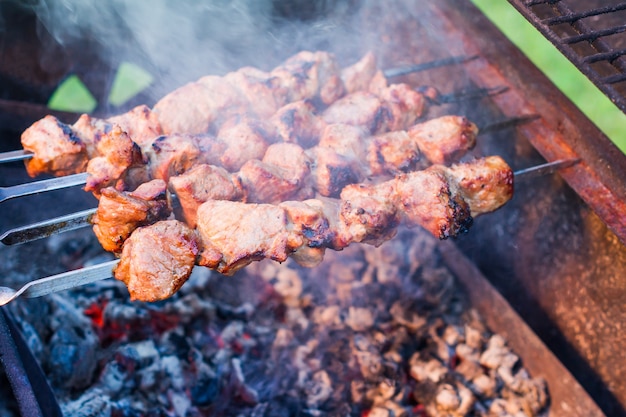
(1, 208, 96, 246)
(0, 173, 88, 204)
(0, 260, 119, 306)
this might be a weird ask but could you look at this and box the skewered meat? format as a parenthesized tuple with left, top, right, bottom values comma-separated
(93, 114, 477, 251)
(214, 117, 278, 171)
(115, 220, 199, 302)
(92, 179, 171, 252)
(19, 51, 412, 179)
(93, 115, 477, 250)
(168, 164, 244, 228)
(82, 87, 447, 199)
(21, 115, 87, 177)
(22, 105, 162, 178)
(341, 51, 380, 94)
(114, 156, 513, 301)
(84, 126, 145, 194)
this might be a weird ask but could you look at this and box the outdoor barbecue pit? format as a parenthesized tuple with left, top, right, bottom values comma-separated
(1, 1, 626, 416)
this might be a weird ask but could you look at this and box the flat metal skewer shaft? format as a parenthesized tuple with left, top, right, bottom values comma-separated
(0, 173, 88, 204)
(0, 260, 119, 306)
(0, 150, 33, 163)
(1, 208, 96, 246)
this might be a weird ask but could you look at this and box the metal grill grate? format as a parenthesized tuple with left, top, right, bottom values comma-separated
(508, 0, 626, 112)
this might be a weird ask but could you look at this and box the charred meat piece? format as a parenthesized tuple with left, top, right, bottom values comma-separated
(169, 164, 244, 228)
(271, 50, 346, 107)
(238, 143, 312, 203)
(378, 83, 426, 132)
(306, 146, 363, 197)
(106, 105, 163, 147)
(341, 51, 379, 95)
(115, 157, 513, 301)
(196, 200, 300, 274)
(366, 130, 421, 176)
(215, 118, 276, 171)
(394, 168, 472, 239)
(85, 126, 145, 195)
(270, 100, 325, 148)
(317, 123, 369, 161)
(322, 92, 391, 135)
(444, 155, 513, 216)
(114, 220, 199, 302)
(224, 66, 290, 119)
(92, 179, 171, 253)
(143, 134, 204, 182)
(21, 115, 88, 177)
(153, 75, 247, 135)
(408, 115, 478, 165)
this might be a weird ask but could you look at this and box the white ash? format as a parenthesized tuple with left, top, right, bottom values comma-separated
(1, 226, 548, 417)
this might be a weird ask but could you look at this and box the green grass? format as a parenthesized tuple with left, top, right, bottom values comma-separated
(471, 0, 626, 154)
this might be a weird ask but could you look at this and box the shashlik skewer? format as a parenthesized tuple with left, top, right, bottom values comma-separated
(115, 156, 514, 301)
(91, 115, 478, 253)
(0, 158, 579, 306)
(16, 51, 424, 180)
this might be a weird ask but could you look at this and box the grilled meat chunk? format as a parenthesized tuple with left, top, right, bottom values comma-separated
(92, 179, 171, 252)
(322, 92, 391, 134)
(271, 50, 346, 106)
(169, 164, 244, 228)
(306, 147, 363, 197)
(196, 200, 300, 274)
(238, 142, 312, 203)
(408, 115, 478, 165)
(215, 118, 276, 171)
(366, 130, 421, 176)
(223, 66, 289, 119)
(153, 75, 247, 135)
(22, 115, 88, 177)
(85, 126, 145, 195)
(445, 155, 513, 215)
(115, 220, 199, 302)
(341, 51, 379, 95)
(270, 100, 325, 148)
(113, 157, 513, 301)
(378, 83, 426, 132)
(144, 134, 204, 181)
(106, 105, 163, 147)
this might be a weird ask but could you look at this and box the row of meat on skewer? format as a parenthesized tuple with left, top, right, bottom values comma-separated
(17, 50, 514, 301)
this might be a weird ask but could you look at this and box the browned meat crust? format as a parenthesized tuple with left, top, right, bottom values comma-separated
(112, 156, 513, 302)
(92, 179, 171, 252)
(84, 126, 145, 195)
(168, 164, 244, 228)
(408, 115, 478, 165)
(22, 115, 88, 177)
(115, 220, 199, 302)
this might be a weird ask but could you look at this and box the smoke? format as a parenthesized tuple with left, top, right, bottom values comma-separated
(24, 0, 369, 106)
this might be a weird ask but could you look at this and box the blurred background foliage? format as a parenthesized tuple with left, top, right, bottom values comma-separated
(471, 0, 626, 153)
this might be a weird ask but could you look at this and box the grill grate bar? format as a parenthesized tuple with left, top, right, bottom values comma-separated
(563, 24, 626, 44)
(524, 0, 561, 6)
(542, 3, 626, 26)
(508, 0, 626, 112)
(584, 48, 626, 64)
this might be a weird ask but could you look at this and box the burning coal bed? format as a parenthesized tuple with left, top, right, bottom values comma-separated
(0, 225, 548, 417)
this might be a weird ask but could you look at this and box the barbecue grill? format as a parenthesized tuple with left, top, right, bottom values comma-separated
(1, 0, 625, 416)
